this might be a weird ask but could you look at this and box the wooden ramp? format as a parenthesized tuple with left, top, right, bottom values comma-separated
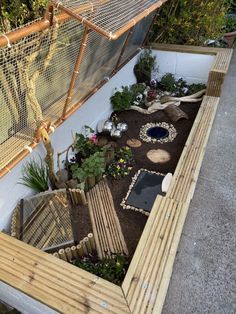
(87, 179, 129, 259)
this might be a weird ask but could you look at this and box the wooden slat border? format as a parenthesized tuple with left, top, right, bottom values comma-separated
(0, 45, 233, 313)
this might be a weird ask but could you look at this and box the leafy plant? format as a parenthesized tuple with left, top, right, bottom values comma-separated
(136, 49, 157, 73)
(0, 0, 48, 33)
(159, 73, 188, 96)
(151, 0, 230, 46)
(110, 84, 147, 112)
(19, 157, 49, 192)
(74, 125, 100, 159)
(223, 14, 236, 32)
(187, 83, 206, 95)
(110, 86, 133, 112)
(74, 254, 129, 286)
(71, 151, 106, 187)
(106, 146, 134, 179)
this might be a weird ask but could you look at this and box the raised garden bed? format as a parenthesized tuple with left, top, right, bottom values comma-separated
(0, 44, 233, 314)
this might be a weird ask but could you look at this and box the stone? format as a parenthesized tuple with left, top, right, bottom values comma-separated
(147, 149, 171, 163)
(127, 139, 142, 148)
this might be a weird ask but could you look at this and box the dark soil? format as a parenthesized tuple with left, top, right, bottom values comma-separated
(107, 101, 201, 258)
(74, 101, 200, 259)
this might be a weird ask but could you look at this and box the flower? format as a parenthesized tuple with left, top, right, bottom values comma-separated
(119, 158, 124, 163)
(89, 134, 97, 143)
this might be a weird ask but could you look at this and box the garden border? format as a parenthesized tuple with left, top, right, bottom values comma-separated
(0, 45, 233, 313)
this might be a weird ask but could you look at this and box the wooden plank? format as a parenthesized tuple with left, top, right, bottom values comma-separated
(122, 197, 185, 313)
(0, 232, 130, 314)
(87, 179, 128, 259)
(150, 43, 221, 55)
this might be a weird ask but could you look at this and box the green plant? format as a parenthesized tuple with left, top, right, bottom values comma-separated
(74, 254, 129, 286)
(106, 146, 134, 179)
(19, 157, 49, 192)
(0, 0, 48, 33)
(110, 84, 147, 112)
(136, 49, 157, 73)
(223, 14, 236, 32)
(74, 125, 100, 159)
(152, 0, 230, 46)
(71, 151, 106, 187)
(187, 83, 206, 95)
(159, 73, 188, 96)
(110, 86, 133, 112)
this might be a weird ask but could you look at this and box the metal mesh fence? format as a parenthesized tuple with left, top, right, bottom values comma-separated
(0, 5, 155, 173)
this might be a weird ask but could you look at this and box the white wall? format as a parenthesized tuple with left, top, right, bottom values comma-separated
(152, 50, 215, 84)
(0, 281, 58, 314)
(0, 49, 214, 230)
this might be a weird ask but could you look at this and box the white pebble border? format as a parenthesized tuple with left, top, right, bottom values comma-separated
(120, 168, 165, 216)
(139, 122, 177, 144)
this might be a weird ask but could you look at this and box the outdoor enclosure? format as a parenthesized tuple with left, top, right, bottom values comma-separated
(0, 0, 161, 176)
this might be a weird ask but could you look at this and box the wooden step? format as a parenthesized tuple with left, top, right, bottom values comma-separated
(87, 179, 128, 259)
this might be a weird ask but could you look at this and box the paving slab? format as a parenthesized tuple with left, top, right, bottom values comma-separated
(162, 49, 236, 314)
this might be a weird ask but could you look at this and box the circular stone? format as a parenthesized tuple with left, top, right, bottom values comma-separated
(127, 139, 142, 148)
(147, 149, 171, 163)
(147, 126, 169, 140)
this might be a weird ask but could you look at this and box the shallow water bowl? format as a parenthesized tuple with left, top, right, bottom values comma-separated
(147, 126, 169, 139)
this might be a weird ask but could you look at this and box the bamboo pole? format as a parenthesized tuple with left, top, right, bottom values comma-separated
(71, 246, 78, 259)
(55, 0, 167, 41)
(53, 252, 59, 258)
(76, 244, 84, 257)
(88, 233, 96, 251)
(58, 248, 67, 261)
(0, 4, 93, 48)
(65, 247, 73, 261)
(61, 27, 89, 119)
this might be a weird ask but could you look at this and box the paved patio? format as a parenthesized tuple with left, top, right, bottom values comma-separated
(163, 48, 236, 314)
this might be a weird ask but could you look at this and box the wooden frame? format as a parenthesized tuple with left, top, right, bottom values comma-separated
(0, 45, 232, 313)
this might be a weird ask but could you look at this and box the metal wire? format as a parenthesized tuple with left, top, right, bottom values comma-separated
(57, 0, 160, 36)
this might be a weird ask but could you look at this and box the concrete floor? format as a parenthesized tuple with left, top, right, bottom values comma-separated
(162, 49, 236, 314)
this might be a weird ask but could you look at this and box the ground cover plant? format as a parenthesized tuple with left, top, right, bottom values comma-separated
(74, 253, 129, 286)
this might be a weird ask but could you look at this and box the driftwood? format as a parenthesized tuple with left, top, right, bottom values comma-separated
(130, 89, 206, 114)
(164, 104, 188, 122)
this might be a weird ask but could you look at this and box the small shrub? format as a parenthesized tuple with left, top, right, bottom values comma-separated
(187, 83, 206, 95)
(74, 125, 100, 159)
(74, 254, 129, 286)
(19, 157, 49, 192)
(159, 73, 188, 96)
(106, 146, 134, 179)
(110, 86, 133, 112)
(152, 0, 229, 46)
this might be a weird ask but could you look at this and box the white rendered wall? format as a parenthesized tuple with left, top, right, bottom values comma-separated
(152, 50, 215, 84)
(0, 50, 214, 230)
(0, 281, 58, 314)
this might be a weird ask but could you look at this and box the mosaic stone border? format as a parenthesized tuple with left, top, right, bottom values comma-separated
(139, 122, 177, 144)
(120, 168, 165, 216)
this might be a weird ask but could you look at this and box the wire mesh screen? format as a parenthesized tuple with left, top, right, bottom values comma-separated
(57, 0, 161, 38)
(121, 13, 155, 63)
(0, 6, 156, 173)
(19, 189, 74, 251)
(71, 30, 127, 105)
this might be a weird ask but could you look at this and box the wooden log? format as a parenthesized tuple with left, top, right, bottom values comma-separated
(58, 249, 67, 262)
(88, 233, 96, 251)
(76, 244, 84, 258)
(83, 237, 92, 254)
(53, 252, 59, 258)
(163, 103, 188, 122)
(65, 247, 73, 262)
(71, 246, 78, 259)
